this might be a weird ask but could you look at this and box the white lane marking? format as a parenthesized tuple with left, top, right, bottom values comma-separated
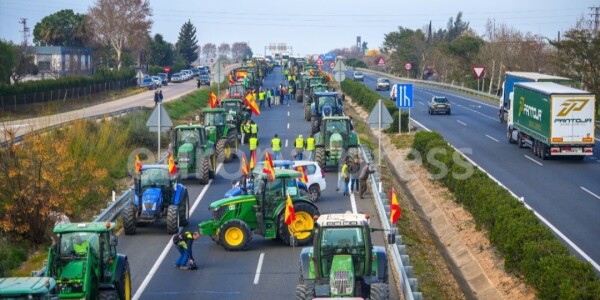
(524, 155, 543, 166)
(417, 102, 424, 106)
(285, 139, 288, 148)
(133, 164, 223, 300)
(457, 120, 467, 126)
(287, 123, 290, 129)
(581, 186, 600, 200)
(253, 253, 265, 285)
(287, 111, 290, 117)
(485, 134, 499, 142)
(350, 193, 358, 214)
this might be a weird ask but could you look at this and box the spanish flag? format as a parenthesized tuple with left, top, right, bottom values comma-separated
(284, 194, 296, 225)
(168, 152, 177, 175)
(228, 74, 235, 85)
(250, 150, 256, 170)
(262, 153, 275, 182)
(244, 92, 260, 116)
(296, 166, 308, 183)
(309, 69, 315, 76)
(209, 91, 219, 108)
(241, 153, 250, 176)
(264, 152, 274, 168)
(134, 154, 142, 174)
(389, 187, 401, 224)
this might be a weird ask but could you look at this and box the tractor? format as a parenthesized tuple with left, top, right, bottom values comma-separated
(310, 92, 344, 134)
(303, 83, 329, 121)
(171, 125, 216, 184)
(123, 164, 190, 235)
(202, 107, 238, 163)
(0, 277, 58, 298)
(199, 168, 319, 251)
(296, 213, 390, 300)
(220, 98, 249, 132)
(45, 222, 131, 300)
(228, 83, 246, 99)
(314, 116, 359, 170)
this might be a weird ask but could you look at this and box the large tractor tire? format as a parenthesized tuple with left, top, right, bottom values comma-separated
(199, 156, 210, 184)
(369, 283, 390, 300)
(219, 219, 252, 251)
(179, 191, 190, 226)
(346, 147, 359, 160)
(278, 202, 317, 246)
(308, 184, 320, 203)
(228, 130, 238, 155)
(122, 204, 137, 235)
(304, 105, 311, 121)
(116, 261, 132, 300)
(216, 138, 234, 163)
(166, 205, 180, 234)
(295, 282, 315, 300)
(315, 147, 326, 171)
(99, 290, 117, 300)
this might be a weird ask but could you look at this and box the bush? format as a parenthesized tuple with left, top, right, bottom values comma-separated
(0, 239, 27, 276)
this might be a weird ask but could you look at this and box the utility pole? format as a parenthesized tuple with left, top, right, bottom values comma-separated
(18, 18, 30, 46)
(590, 6, 600, 33)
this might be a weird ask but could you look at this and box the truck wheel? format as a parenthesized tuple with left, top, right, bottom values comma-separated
(278, 202, 316, 246)
(179, 191, 190, 226)
(304, 105, 311, 121)
(507, 129, 515, 144)
(200, 156, 210, 184)
(116, 261, 131, 300)
(123, 204, 137, 235)
(219, 220, 252, 251)
(315, 148, 326, 171)
(166, 205, 180, 234)
(369, 283, 389, 300)
(540, 144, 548, 160)
(295, 283, 315, 300)
(517, 132, 524, 148)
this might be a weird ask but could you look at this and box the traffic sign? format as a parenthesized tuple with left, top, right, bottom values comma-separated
(367, 100, 394, 129)
(210, 58, 215, 63)
(396, 83, 414, 108)
(329, 62, 335, 69)
(316, 58, 324, 66)
(377, 57, 385, 66)
(404, 63, 412, 70)
(164, 67, 170, 73)
(472, 65, 486, 79)
(334, 71, 345, 82)
(146, 104, 173, 132)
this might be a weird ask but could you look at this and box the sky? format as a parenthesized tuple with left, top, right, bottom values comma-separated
(0, 0, 597, 56)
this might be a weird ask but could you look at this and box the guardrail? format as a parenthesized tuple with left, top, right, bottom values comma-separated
(359, 144, 422, 300)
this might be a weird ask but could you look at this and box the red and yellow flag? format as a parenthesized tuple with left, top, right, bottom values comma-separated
(250, 150, 256, 170)
(241, 153, 250, 176)
(389, 187, 401, 224)
(244, 92, 260, 116)
(264, 152, 274, 168)
(134, 154, 142, 174)
(168, 152, 177, 175)
(296, 166, 308, 183)
(262, 153, 275, 182)
(309, 69, 315, 76)
(228, 74, 235, 85)
(209, 91, 219, 108)
(284, 194, 296, 225)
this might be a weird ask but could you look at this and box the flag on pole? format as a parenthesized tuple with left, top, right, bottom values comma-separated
(250, 150, 256, 170)
(228, 74, 235, 85)
(134, 154, 142, 174)
(209, 91, 219, 108)
(244, 92, 260, 116)
(264, 152, 274, 168)
(262, 153, 275, 182)
(295, 166, 308, 183)
(241, 153, 250, 176)
(168, 152, 177, 175)
(389, 187, 401, 224)
(284, 194, 296, 225)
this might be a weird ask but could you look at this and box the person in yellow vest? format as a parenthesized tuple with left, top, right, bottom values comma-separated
(250, 120, 258, 136)
(258, 89, 266, 109)
(271, 134, 282, 160)
(295, 134, 305, 160)
(73, 236, 90, 255)
(241, 120, 251, 144)
(306, 134, 315, 161)
(249, 134, 258, 158)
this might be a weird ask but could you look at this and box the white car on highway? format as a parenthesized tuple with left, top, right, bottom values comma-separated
(256, 160, 326, 202)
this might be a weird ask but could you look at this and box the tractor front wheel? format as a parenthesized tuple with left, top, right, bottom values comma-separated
(166, 205, 180, 234)
(219, 220, 252, 251)
(304, 105, 311, 121)
(278, 202, 317, 246)
(123, 204, 137, 235)
(295, 282, 315, 300)
(217, 138, 234, 163)
(315, 147, 326, 171)
(116, 261, 132, 300)
(179, 191, 190, 226)
(199, 156, 210, 184)
(369, 283, 390, 300)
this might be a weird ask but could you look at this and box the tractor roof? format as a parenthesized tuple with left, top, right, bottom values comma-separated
(252, 167, 301, 178)
(202, 108, 226, 113)
(221, 98, 243, 103)
(141, 164, 168, 171)
(316, 212, 369, 227)
(175, 124, 204, 129)
(315, 92, 338, 97)
(0, 277, 56, 295)
(323, 116, 350, 121)
(54, 222, 115, 234)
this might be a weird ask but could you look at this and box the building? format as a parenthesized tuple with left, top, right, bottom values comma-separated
(33, 46, 93, 78)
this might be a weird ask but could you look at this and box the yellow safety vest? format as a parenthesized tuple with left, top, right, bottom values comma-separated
(259, 91, 265, 101)
(242, 124, 251, 133)
(295, 137, 304, 149)
(249, 137, 258, 150)
(306, 137, 315, 151)
(341, 163, 348, 179)
(251, 124, 258, 134)
(74, 241, 89, 254)
(271, 138, 281, 151)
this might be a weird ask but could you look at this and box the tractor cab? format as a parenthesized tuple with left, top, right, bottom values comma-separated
(323, 117, 351, 150)
(314, 116, 359, 170)
(220, 99, 246, 130)
(171, 125, 215, 184)
(228, 83, 245, 99)
(203, 108, 227, 141)
(134, 165, 175, 219)
(202, 107, 237, 163)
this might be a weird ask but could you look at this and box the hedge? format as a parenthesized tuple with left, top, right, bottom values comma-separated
(412, 131, 600, 299)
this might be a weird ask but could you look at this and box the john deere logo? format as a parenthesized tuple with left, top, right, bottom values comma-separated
(557, 99, 589, 117)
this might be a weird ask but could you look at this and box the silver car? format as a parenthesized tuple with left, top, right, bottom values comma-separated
(428, 96, 451, 115)
(353, 71, 364, 81)
(375, 78, 390, 90)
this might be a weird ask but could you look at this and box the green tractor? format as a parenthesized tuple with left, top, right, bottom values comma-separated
(0, 277, 58, 299)
(314, 116, 359, 170)
(310, 92, 344, 134)
(199, 168, 319, 251)
(202, 107, 238, 163)
(45, 222, 131, 300)
(171, 124, 216, 184)
(303, 83, 329, 121)
(296, 213, 390, 299)
(220, 98, 249, 131)
(228, 83, 246, 99)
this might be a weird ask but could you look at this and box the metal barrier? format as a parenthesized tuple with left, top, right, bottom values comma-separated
(359, 144, 422, 300)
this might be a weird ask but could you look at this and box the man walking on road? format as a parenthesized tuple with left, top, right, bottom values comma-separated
(295, 134, 305, 160)
(359, 160, 374, 199)
(258, 89, 266, 109)
(271, 134, 282, 160)
(306, 134, 315, 161)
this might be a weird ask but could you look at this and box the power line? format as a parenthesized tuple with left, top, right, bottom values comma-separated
(18, 17, 29, 46)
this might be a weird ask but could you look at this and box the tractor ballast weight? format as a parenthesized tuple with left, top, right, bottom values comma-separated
(296, 213, 390, 299)
(310, 92, 344, 135)
(314, 116, 359, 170)
(45, 222, 131, 300)
(171, 125, 216, 184)
(202, 108, 238, 163)
(123, 164, 190, 235)
(199, 169, 319, 251)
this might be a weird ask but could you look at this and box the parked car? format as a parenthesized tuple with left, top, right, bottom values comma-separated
(353, 71, 364, 81)
(157, 72, 168, 86)
(191, 68, 200, 77)
(139, 77, 157, 90)
(375, 78, 390, 90)
(428, 96, 451, 115)
(170, 73, 183, 83)
(254, 160, 326, 202)
(151, 76, 162, 88)
(180, 70, 192, 80)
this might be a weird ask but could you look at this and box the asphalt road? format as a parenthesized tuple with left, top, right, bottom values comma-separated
(120, 67, 400, 300)
(348, 69, 600, 271)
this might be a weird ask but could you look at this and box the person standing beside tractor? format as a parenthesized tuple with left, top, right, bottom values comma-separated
(173, 231, 200, 270)
(250, 120, 258, 137)
(241, 120, 251, 144)
(306, 134, 315, 161)
(348, 157, 360, 195)
(295, 134, 305, 160)
(359, 160, 375, 199)
(249, 134, 259, 157)
(258, 89, 266, 109)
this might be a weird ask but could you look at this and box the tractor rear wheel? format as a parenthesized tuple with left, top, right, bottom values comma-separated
(308, 184, 319, 203)
(278, 202, 317, 246)
(217, 138, 234, 163)
(116, 261, 131, 300)
(369, 283, 389, 300)
(315, 147, 326, 171)
(228, 130, 238, 156)
(123, 204, 137, 235)
(295, 282, 315, 300)
(179, 191, 190, 226)
(199, 156, 210, 184)
(166, 205, 180, 234)
(304, 105, 311, 121)
(219, 220, 252, 251)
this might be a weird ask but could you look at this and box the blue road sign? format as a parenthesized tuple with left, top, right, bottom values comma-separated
(396, 83, 413, 108)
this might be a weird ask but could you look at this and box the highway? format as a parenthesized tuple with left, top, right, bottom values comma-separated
(349, 69, 600, 271)
(118, 67, 400, 299)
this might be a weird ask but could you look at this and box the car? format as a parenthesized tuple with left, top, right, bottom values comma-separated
(428, 96, 451, 115)
(139, 77, 157, 90)
(254, 160, 327, 202)
(151, 76, 162, 88)
(170, 73, 183, 83)
(191, 68, 200, 77)
(353, 71, 364, 81)
(375, 78, 390, 90)
(157, 72, 168, 86)
(197, 66, 210, 74)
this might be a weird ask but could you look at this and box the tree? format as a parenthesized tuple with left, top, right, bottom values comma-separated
(202, 43, 217, 59)
(148, 34, 174, 67)
(218, 43, 231, 61)
(33, 9, 88, 47)
(231, 42, 250, 61)
(176, 20, 199, 66)
(382, 27, 426, 77)
(445, 12, 470, 42)
(87, 0, 152, 70)
(10, 45, 38, 83)
(0, 40, 16, 85)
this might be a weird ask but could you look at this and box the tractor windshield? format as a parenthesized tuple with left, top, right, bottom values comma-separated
(319, 227, 367, 276)
(319, 96, 336, 109)
(222, 101, 239, 112)
(59, 232, 99, 256)
(204, 112, 224, 126)
(141, 168, 170, 188)
(177, 129, 200, 145)
(325, 120, 348, 133)
(229, 85, 244, 98)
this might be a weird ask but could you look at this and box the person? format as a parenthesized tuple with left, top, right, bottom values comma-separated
(288, 84, 294, 103)
(266, 88, 272, 108)
(159, 90, 164, 102)
(359, 161, 375, 199)
(274, 86, 280, 105)
(258, 89, 266, 109)
(186, 231, 200, 270)
(295, 134, 305, 160)
(73, 236, 90, 255)
(306, 134, 315, 161)
(349, 157, 360, 195)
(154, 91, 159, 106)
(281, 85, 287, 105)
(241, 120, 251, 144)
(249, 134, 258, 157)
(174, 231, 200, 270)
(250, 120, 258, 136)
(271, 134, 282, 160)
(340, 158, 350, 196)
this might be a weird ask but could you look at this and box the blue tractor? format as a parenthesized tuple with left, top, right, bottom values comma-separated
(123, 164, 190, 235)
(310, 92, 343, 134)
